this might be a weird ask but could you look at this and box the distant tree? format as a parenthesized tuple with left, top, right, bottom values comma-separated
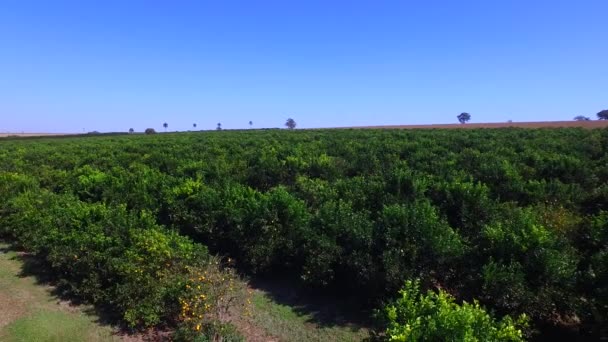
(193, 123, 197, 129)
(574, 115, 591, 121)
(249, 120, 253, 129)
(285, 118, 296, 129)
(145, 128, 156, 134)
(163, 122, 168, 132)
(457, 112, 471, 124)
(598, 110, 608, 120)
(217, 123, 222, 131)
(129, 128, 134, 134)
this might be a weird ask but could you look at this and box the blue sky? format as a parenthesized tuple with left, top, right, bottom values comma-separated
(1, 1, 606, 132)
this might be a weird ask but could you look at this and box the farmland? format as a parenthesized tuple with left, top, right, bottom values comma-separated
(348, 119, 608, 129)
(1, 127, 607, 340)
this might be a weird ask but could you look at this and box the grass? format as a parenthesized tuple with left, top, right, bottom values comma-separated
(247, 290, 370, 341)
(2, 311, 116, 342)
(1, 242, 369, 341)
(0, 244, 119, 342)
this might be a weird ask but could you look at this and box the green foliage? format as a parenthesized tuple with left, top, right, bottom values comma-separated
(377, 201, 465, 291)
(580, 212, 608, 333)
(0, 185, 234, 330)
(381, 280, 528, 342)
(175, 264, 249, 341)
(2, 127, 608, 338)
(480, 206, 579, 320)
(173, 322, 244, 342)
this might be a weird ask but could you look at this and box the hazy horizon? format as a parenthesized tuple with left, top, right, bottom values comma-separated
(1, 1, 606, 133)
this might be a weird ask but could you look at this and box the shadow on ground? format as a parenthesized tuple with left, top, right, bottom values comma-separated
(3, 242, 377, 341)
(248, 274, 374, 333)
(1, 243, 166, 342)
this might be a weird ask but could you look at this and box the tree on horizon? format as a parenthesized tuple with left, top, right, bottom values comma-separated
(574, 115, 591, 121)
(249, 120, 253, 129)
(129, 128, 134, 134)
(598, 110, 608, 120)
(193, 123, 197, 129)
(163, 122, 168, 132)
(457, 112, 471, 124)
(217, 122, 222, 130)
(285, 118, 296, 129)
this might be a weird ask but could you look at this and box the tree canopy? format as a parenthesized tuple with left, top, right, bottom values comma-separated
(457, 112, 471, 124)
(285, 118, 296, 129)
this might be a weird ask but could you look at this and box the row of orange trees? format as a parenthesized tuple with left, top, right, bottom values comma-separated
(1, 128, 607, 339)
(0, 174, 247, 340)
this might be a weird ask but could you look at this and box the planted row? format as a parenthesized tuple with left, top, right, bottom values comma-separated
(1, 128, 608, 338)
(0, 173, 246, 339)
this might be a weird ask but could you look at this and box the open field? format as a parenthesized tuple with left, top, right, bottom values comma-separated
(0, 133, 75, 138)
(2, 120, 607, 138)
(348, 120, 608, 129)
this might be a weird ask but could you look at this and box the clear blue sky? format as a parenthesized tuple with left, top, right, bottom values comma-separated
(1, 1, 606, 133)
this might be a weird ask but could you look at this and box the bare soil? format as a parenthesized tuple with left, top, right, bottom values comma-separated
(342, 120, 608, 129)
(0, 133, 75, 137)
(2, 120, 607, 138)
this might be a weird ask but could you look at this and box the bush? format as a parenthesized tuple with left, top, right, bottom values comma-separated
(145, 128, 156, 134)
(380, 280, 529, 341)
(479, 206, 579, 321)
(375, 201, 465, 294)
(0, 188, 240, 330)
(176, 263, 249, 341)
(173, 322, 244, 342)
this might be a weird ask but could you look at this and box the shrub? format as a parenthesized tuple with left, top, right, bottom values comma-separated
(174, 322, 244, 342)
(300, 199, 373, 289)
(376, 201, 465, 293)
(380, 280, 529, 341)
(0, 189, 238, 330)
(176, 263, 249, 341)
(145, 128, 157, 134)
(480, 206, 579, 321)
